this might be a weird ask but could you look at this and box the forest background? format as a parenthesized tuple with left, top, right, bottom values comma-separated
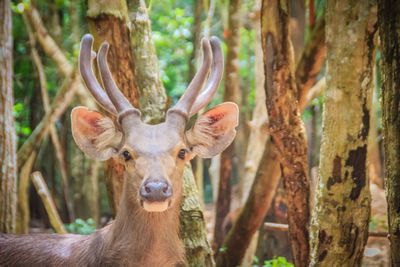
(0, 0, 399, 266)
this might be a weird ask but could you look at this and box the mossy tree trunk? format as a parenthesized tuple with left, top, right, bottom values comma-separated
(0, 0, 17, 234)
(378, 0, 400, 264)
(309, 1, 377, 266)
(127, 0, 167, 124)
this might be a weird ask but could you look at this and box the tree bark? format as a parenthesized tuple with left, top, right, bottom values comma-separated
(188, 0, 204, 83)
(261, 1, 310, 266)
(87, 0, 141, 215)
(213, 0, 242, 253)
(128, 0, 168, 124)
(240, 2, 269, 205)
(16, 152, 37, 234)
(216, 5, 326, 264)
(378, 0, 400, 264)
(31, 172, 67, 234)
(0, 0, 17, 234)
(216, 142, 281, 266)
(309, 1, 377, 266)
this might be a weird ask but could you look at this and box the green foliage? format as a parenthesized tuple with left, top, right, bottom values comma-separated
(251, 256, 294, 267)
(263, 256, 294, 267)
(369, 216, 388, 231)
(239, 26, 256, 111)
(65, 218, 96, 235)
(150, 3, 195, 103)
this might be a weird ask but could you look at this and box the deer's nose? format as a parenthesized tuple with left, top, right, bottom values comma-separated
(140, 181, 172, 202)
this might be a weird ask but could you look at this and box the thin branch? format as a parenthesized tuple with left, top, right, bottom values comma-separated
(31, 172, 67, 234)
(300, 76, 326, 110)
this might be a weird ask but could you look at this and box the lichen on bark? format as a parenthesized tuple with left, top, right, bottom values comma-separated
(0, 0, 17, 234)
(309, 1, 377, 266)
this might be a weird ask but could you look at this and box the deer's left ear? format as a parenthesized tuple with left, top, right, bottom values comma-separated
(185, 102, 239, 158)
(71, 107, 123, 160)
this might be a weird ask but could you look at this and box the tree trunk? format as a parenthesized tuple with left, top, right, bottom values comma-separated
(188, 0, 204, 83)
(216, 142, 281, 266)
(238, 5, 269, 265)
(240, 2, 269, 205)
(127, 0, 167, 124)
(16, 152, 37, 234)
(213, 0, 242, 253)
(378, 0, 400, 264)
(309, 1, 377, 266)
(0, 0, 17, 234)
(87, 0, 141, 215)
(218, 16, 326, 266)
(261, 1, 310, 266)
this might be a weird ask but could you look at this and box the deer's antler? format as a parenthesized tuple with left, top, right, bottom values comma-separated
(189, 36, 224, 116)
(168, 36, 224, 121)
(79, 34, 141, 122)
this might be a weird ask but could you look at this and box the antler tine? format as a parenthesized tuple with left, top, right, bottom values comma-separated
(171, 39, 213, 116)
(189, 36, 224, 116)
(97, 41, 141, 121)
(79, 34, 118, 115)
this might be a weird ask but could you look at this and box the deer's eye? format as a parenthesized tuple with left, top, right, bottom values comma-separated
(178, 149, 187, 160)
(122, 150, 132, 161)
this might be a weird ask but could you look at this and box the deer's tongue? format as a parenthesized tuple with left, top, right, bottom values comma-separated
(143, 201, 169, 212)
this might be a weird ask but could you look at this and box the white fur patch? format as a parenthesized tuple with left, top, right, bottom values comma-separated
(186, 115, 217, 153)
(143, 201, 169, 212)
(95, 117, 123, 152)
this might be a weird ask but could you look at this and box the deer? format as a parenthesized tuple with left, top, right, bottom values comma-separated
(0, 34, 238, 267)
(0, 34, 239, 267)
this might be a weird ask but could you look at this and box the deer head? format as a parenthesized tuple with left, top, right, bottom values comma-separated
(71, 34, 238, 213)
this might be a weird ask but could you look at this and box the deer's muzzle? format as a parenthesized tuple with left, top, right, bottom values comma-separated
(140, 180, 172, 212)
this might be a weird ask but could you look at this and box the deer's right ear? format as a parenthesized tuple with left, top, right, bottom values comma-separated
(71, 107, 123, 160)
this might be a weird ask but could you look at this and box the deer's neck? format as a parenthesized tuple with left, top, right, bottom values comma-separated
(103, 185, 185, 266)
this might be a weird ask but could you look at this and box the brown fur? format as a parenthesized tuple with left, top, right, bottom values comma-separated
(0, 172, 184, 267)
(0, 103, 238, 267)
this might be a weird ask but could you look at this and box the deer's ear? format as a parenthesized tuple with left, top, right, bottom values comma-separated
(71, 107, 123, 160)
(186, 102, 239, 158)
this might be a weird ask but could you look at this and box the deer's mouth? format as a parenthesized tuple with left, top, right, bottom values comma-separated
(142, 200, 171, 212)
